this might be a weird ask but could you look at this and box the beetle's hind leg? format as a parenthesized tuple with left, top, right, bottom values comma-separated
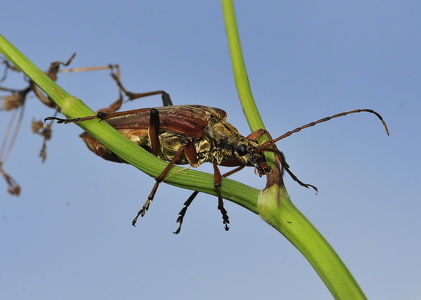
(173, 191, 199, 234)
(173, 163, 231, 233)
(173, 166, 245, 234)
(110, 71, 173, 106)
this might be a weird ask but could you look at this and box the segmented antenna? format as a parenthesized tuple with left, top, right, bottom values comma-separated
(255, 108, 389, 193)
(264, 109, 389, 148)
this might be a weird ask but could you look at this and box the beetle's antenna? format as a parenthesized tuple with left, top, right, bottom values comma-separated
(253, 108, 388, 193)
(262, 109, 389, 149)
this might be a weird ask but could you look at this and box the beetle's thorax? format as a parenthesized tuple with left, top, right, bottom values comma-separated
(195, 116, 271, 175)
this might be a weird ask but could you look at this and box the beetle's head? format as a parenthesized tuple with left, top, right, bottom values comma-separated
(232, 139, 271, 176)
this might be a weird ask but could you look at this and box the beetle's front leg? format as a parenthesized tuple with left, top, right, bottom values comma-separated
(132, 107, 174, 225)
(248, 129, 318, 193)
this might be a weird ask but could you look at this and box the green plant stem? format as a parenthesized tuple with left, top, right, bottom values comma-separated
(0, 35, 259, 213)
(221, 1, 366, 299)
(259, 185, 366, 300)
(221, 1, 264, 132)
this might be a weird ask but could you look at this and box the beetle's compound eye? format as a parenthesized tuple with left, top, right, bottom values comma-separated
(236, 144, 248, 156)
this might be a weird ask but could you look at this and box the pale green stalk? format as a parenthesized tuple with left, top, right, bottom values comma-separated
(221, 1, 366, 299)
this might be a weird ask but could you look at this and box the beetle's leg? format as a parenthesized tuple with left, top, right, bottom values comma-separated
(131, 139, 197, 226)
(246, 128, 267, 141)
(110, 72, 173, 106)
(213, 163, 230, 231)
(131, 106, 166, 226)
(173, 191, 199, 234)
(132, 146, 183, 226)
(148, 108, 161, 157)
(257, 147, 318, 193)
(132, 107, 165, 224)
(264, 145, 318, 192)
(248, 129, 319, 193)
(99, 91, 123, 113)
(173, 166, 244, 234)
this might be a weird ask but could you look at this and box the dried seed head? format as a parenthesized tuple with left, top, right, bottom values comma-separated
(0, 167, 21, 196)
(0, 93, 24, 111)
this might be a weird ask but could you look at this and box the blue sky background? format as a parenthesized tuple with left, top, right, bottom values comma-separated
(1, 1, 420, 299)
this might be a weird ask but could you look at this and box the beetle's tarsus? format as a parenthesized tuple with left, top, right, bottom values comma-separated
(173, 223, 182, 235)
(217, 199, 230, 232)
(173, 191, 199, 234)
(131, 215, 139, 226)
(140, 200, 150, 217)
(132, 199, 151, 226)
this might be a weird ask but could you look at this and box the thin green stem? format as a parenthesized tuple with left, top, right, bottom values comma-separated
(221, 1, 366, 299)
(259, 185, 366, 299)
(0, 34, 259, 213)
(221, 1, 265, 133)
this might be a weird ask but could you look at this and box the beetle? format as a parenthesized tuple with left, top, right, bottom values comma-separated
(46, 77, 389, 233)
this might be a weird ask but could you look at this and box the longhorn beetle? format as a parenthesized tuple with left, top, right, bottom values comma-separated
(46, 74, 389, 233)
